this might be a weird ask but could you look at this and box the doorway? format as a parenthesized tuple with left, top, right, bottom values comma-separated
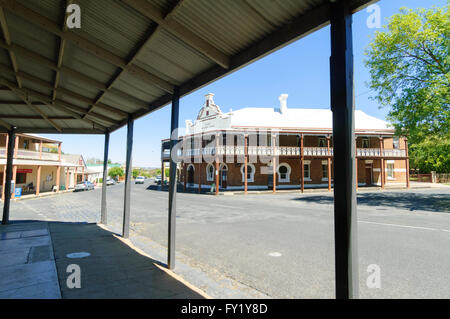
(187, 165, 194, 185)
(365, 164, 372, 185)
(220, 164, 228, 189)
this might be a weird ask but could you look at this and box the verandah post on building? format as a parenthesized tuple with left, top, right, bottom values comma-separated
(101, 131, 110, 225)
(379, 137, 385, 189)
(300, 134, 304, 193)
(36, 165, 41, 196)
(215, 133, 220, 195)
(168, 86, 180, 269)
(405, 138, 410, 188)
(244, 134, 248, 194)
(122, 118, 134, 238)
(2, 128, 15, 225)
(327, 136, 332, 192)
(330, 0, 358, 299)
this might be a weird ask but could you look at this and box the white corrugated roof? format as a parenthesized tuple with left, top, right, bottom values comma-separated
(228, 107, 391, 131)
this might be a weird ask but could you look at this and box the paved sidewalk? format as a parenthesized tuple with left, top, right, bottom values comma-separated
(0, 221, 61, 298)
(0, 220, 207, 299)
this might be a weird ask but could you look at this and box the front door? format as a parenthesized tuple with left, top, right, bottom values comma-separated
(220, 170, 227, 189)
(365, 165, 372, 185)
(188, 166, 194, 185)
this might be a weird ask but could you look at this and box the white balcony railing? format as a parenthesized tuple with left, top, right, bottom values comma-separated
(178, 146, 406, 158)
(0, 147, 60, 161)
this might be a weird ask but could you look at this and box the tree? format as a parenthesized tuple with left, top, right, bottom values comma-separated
(108, 167, 124, 179)
(365, 4, 449, 172)
(132, 169, 140, 179)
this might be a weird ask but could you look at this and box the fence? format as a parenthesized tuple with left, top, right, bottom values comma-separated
(410, 172, 449, 183)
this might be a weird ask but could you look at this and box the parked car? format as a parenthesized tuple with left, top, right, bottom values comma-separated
(106, 178, 116, 186)
(135, 176, 145, 184)
(75, 181, 95, 191)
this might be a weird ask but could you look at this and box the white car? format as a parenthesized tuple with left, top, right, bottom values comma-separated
(135, 176, 145, 184)
(106, 178, 116, 186)
(74, 181, 95, 191)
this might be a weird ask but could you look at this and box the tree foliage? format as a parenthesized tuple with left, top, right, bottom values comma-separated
(365, 4, 449, 172)
(108, 166, 124, 178)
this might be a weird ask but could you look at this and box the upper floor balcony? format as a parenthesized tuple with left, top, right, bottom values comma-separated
(162, 146, 407, 160)
(0, 147, 61, 161)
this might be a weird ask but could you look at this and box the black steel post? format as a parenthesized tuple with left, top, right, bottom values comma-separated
(330, 0, 358, 299)
(167, 87, 180, 269)
(2, 129, 15, 224)
(100, 131, 110, 224)
(122, 118, 134, 238)
(168, 86, 180, 269)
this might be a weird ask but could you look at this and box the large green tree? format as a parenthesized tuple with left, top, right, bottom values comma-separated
(365, 4, 449, 172)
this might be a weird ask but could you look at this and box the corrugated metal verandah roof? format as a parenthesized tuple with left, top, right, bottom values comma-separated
(0, 0, 375, 134)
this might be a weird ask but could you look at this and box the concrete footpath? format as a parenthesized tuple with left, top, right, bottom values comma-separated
(0, 221, 207, 299)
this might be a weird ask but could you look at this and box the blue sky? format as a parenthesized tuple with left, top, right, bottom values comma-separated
(42, 0, 445, 167)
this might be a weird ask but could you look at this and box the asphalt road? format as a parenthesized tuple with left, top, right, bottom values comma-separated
(8, 180, 450, 298)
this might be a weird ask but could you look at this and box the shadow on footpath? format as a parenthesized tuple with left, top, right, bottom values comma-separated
(36, 221, 204, 299)
(147, 184, 211, 194)
(292, 192, 450, 213)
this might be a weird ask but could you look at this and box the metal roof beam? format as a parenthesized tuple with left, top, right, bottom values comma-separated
(83, 0, 189, 118)
(0, 40, 149, 109)
(123, 0, 229, 69)
(0, 115, 73, 120)
(0, 63, 129, 119)
(1, 80, 63, 132)
(0, 127, 106, 134)
(0, 118, 12, 130)
(0, 7, 62, 132)
(0, 0, 174, 93)
(0, 7, 21, 88)
(0, 78, 109, 130)
(51, 0, 72, 102)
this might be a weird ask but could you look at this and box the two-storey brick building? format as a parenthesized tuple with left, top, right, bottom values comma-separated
(161, 93, 409, 192)
(0, 133, 86, 199)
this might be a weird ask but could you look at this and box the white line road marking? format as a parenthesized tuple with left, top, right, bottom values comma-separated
(268, 252, 282, 257)
(359, 220, 450, 233)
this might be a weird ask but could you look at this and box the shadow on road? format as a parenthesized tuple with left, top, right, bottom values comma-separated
(292, 192, 450, 213)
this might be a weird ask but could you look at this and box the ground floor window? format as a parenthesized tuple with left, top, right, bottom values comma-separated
(241, 163, 255, 183)
(322, 164, 328, 179)
(206, 164, 214, 181)
(387, 163, 395, 179)
(277, 163, 291, 183)
(16, 173, 27, 184)
(304, 163, 310, 180)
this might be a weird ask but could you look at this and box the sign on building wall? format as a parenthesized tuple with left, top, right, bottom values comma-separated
(17, 169, 32, 174)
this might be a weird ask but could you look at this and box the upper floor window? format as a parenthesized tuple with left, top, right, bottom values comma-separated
(362, 138, 370, 148)
(318, 137, 326, 147)
(393, 137, 400, 149)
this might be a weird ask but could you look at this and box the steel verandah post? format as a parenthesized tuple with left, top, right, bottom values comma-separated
(122, 118, 133, 238)
(2, 129, 15, 224)
(101, 131, 110, 224)
(330, 0, 358, 299)
(168, 86, 180, 269)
